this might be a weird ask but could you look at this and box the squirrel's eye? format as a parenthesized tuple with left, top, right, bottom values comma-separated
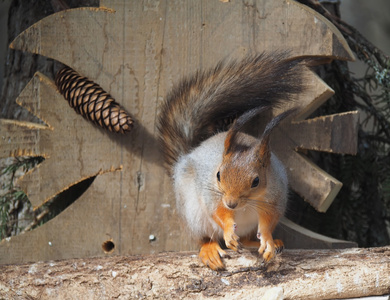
(251, 177, 259, 188)
(217, 171, 221, 182)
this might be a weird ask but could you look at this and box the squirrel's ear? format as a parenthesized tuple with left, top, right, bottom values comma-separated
(258, 135, 271, 167)
(224, 127, 237, 155)
(258, 108, 298, 165)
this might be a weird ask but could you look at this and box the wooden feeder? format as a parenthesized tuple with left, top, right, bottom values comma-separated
(0, 0, 359, 265)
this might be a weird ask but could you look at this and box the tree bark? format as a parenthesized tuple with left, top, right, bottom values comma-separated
(1, 247, 389, 299)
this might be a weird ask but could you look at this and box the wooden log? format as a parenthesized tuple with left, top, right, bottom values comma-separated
(0, 247, 389, 300)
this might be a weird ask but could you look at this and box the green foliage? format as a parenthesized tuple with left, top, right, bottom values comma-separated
(0, 156, 44, 240)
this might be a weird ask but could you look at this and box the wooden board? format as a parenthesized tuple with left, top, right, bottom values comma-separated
(0, 0, 357, 264)
(275, 218, 357, 249)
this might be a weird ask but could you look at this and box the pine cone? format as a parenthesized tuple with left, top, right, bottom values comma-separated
(55, 66, 134, 134)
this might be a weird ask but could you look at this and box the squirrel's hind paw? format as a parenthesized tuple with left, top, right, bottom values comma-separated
(199, 241, 226, 271)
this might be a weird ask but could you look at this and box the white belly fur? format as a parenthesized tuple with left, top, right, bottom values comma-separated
(234, 207, 258, 237)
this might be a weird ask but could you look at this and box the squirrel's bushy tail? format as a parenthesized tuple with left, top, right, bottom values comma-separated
(157, 51, 306, 171)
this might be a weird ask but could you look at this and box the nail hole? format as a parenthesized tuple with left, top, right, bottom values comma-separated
(102, 240, 115, 254)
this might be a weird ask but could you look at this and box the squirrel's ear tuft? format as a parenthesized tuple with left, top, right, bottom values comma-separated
(224, 106, 270, 155)
(224, 127, 237, 155)
(258, 135, 271, 167)
(258, 108, 298, 165)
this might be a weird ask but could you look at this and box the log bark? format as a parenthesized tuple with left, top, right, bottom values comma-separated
(0, 247, 389, 300)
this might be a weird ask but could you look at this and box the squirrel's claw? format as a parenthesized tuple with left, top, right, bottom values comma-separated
(257, 232, 284, 262)
(199, 241, 226, 271)
(274, 239, 284, 254)
(262, 248, 276, 262)
(223, 226, 241, 252)
(258, 237, 284, 262)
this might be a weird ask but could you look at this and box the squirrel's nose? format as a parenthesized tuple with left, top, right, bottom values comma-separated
(224, 199, 238, 209)
(226, 201, 238, 209)
(224, 196, 239, 210)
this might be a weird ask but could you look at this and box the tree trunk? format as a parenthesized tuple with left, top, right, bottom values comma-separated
(1, 247, 389, 299)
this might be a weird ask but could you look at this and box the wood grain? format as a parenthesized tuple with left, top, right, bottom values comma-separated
(0, 0, 358, 263)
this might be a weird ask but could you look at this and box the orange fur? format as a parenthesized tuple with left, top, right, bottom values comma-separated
(257, 210, 281, 262)
(213, 204, 240, 252)
(198, 204, 240, 270)
(199, 241, 226, 271)
(241, 237, 284, 254)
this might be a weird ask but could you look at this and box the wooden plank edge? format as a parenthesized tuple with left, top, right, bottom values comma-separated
(15, 72, 56, 130)
(281, 150, 343, 212)
(291, 0, 355, 61)
(291, 111, 360, 155)
(18, 165, 123, 210)
(9, 7, 116, 52)
(275, 217, 357, 249)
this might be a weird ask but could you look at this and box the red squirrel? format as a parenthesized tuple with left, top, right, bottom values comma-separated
(158, 52, 306, 270)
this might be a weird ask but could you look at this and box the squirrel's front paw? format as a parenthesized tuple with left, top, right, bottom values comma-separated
(199, 241, 227, 271)
(258, 233, 283, 262)
(223, 223, 241, 252)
